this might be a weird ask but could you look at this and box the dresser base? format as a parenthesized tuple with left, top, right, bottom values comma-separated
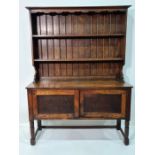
(27, 80, 132, 146)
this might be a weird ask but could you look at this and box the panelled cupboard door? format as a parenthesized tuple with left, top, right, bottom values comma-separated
(80, 90, 126, 118)
(33, 89, 79, 119)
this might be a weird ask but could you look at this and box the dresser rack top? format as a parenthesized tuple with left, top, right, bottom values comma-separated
(27, 6, 130, 82)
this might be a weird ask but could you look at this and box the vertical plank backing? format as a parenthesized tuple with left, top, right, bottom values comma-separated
(32, 9, 127, 80)
(66, 15, 73, 76)
(48, 15, 55, 77)
(72, 15, 79, 76)
(72, 15, 78, 59)
(97, 39, 103, 58)
(47, 15, 54, 59)
(104, 39, 109, 58)
(72, 63, 79, 76)
(78, 15, 85, 59)
(102, 14, 105, 34)
(40, 15, 48, 76)
(78, 14, 85, 34)
(84, 14, 91, 59)
(53, 15, 60, 76)
(36, 16, 43, 75)
(53, 15, 60, 59)
(48, 63, 55, 77)
(92, 14, 97, 34)
(121, 12, 127, 63)
(105, 13, 110, 34)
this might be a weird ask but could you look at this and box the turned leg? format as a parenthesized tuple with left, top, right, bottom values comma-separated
(30, 120, 35, 145)
(124, 120, 130, 145)
(116, 119, 121, 130)
(37, 120, 42, 130)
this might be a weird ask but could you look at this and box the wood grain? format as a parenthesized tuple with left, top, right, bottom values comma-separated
(27, 6, 132, 145)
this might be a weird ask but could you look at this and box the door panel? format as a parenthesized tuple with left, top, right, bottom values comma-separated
(80, 90, 126, 118)
(33, 90, 79, 119)
(83, 94, 121, 113)
(37, 95, 74, 114)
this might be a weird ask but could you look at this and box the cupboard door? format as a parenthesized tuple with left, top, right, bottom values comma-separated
(80, 90, 126, 118)
(33, 90, 79, 119)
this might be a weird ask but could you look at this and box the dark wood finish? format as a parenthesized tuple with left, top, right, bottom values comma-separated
(83, 94, 121, 113)
(29, 6, 127, 82)
(26, 6, 130, 14)
(34, 57, 124, 62)
(30, 120, 35, 145)
(80, 90, 126, 118)
(32, 34, 125, 38)
(27, 80, 131, 89)
(124, 120, 130, 145)
(26, 6, 132, 145)
(116, 119, 121, 130)
(41, 125, 117, 129)
(32, 89, 79, 119)
(37, 95, 74, 114)
(37, 120, 42, 130)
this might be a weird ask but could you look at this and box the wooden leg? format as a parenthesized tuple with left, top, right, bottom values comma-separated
(30, 120, 35, 145)
(116, 119, 121, 130)
(37, 120, 42, 130)
(124, 120, 129, 145)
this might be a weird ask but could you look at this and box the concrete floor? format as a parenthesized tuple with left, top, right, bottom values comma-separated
(19, 123, 134, 155)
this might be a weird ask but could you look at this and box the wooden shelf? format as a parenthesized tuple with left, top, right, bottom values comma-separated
(32, 34, 125, 39)
(34, 58, 123, 62)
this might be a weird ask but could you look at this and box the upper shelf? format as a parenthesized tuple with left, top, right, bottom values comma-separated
(32, 34, 125, 39)
(34, 58, 124, 62)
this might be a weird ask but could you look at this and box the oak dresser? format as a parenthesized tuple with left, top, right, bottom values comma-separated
(26, 6, 132, 145)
